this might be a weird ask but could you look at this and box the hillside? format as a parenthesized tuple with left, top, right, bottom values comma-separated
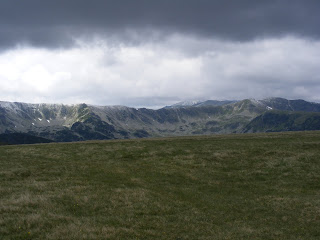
(244, 111, 320, 133)
(1, 131, 320, 239)
(0, 133, 54, 145)
(1, 98, 320, 143)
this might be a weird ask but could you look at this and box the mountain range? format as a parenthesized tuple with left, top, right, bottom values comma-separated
(1, 98, 320, 144)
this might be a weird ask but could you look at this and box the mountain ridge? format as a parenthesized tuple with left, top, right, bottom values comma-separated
(1, 98, 320, 143)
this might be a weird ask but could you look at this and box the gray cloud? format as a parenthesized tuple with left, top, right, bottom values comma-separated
(1, 1, 320, 107)
(1, 0, 320, 49)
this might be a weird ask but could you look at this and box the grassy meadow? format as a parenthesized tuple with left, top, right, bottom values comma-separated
(1, 131, 320, 239)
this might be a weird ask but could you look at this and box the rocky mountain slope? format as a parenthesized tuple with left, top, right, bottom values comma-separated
(1, 98, 320, 143)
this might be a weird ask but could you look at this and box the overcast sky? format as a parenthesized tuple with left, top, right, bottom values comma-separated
(1, 0, 320, 108)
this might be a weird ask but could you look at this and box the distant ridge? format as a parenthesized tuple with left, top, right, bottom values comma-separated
(164, 100, 237, 108)
(1, 98, 320, 143)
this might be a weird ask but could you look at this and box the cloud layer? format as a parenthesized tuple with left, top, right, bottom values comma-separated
(0, 1, 320, 107)
(1, 35, 319, 108)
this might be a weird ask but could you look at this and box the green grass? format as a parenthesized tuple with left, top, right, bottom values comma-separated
(1, 131, 320, 239)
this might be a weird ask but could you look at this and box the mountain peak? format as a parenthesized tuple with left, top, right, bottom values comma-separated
(170, 100, 203, 107)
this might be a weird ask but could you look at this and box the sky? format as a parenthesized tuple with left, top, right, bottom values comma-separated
(1, 0, 320, 108)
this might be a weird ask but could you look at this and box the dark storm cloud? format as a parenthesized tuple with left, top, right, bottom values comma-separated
(1, 0, 320, 48)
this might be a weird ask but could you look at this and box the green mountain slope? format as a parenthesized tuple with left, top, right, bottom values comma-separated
(244, 111, 320, 133)
(0, 133, 53, 145)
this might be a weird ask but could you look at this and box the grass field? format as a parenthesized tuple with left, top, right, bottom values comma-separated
(1, 131, 320, 239)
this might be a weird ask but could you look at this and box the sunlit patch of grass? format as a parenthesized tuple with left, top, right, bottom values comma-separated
(0, 131, 320, 239)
